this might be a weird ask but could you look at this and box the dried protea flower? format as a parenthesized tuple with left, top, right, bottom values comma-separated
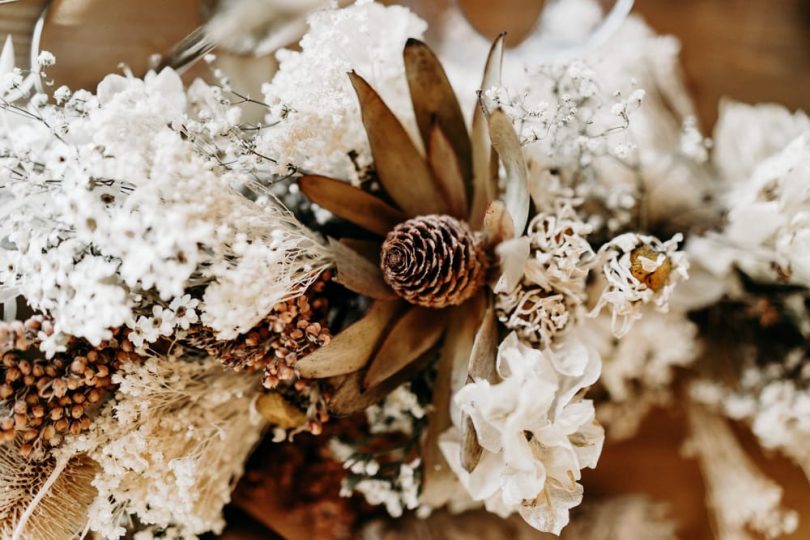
(0, 320, 139, 456)
(185, 271, 333, 432)
(296, 36, 529, 422)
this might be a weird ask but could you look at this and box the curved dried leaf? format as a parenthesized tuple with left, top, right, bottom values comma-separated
(256, 392, 307, 428)
(364, 305, 449, 389)
(348, 71, 447, 216)
(296, 301, 402, 378)
(299, 175, 405, 236)
(328, 349, 435, 416)
(404, 38, 472, 197)
(339, 238, 381, 264)
(488, 108, 529, 235)
(470, 34, 505, 228)
(428, 124, 468, 219)
(468, 301, 498, 383)
(328, 238, 397, 301)
(461, 415, 483, 472)
(421, 293, 486, 506)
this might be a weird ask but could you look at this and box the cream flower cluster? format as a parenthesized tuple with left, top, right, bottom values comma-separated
(440, 333, 603, 534)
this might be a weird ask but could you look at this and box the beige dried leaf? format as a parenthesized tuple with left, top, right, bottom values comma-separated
(363, 305, 449, 389)
(299, 175, 405, 236)
(256, 392, 307, 429)
(428, 123, 468, 219)
(296, 300, 402, 378)
(482, 199, 515, 246)
(470, 34, 505, 228)
(348, 71, 447, 217)
(461, 415, 483, 472)
(421, 293, 486, 506)
(404, 38, 472, 196)
(488, 108, 529, 235)
(467, 301, 499, 383)
(328, 238, 397, 300)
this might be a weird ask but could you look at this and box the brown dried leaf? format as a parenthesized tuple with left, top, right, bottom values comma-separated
(256, 392, 307, 429)
(468, 301, 499, 383)
(363, 305, 449, 389)
(470, 34, 505, 228)
(428, 123, 468, 219)
(461, 415, 483, 472)
(298, 175, 405, 237)
(488, 108, 529, 235)
(421, 293, 486, 507)
(328, 349, 435, 416)
(296, 300, 402, 378)
(339, 238, 381, 264)
(404, 38, 472, 198)
(328, 238, 397, 300)
(348, 71, 447, 217)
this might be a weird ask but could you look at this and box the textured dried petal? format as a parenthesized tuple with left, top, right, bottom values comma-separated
(296, 301, 402, 378)
(404, 38, 472, 197)
(363, 305, 448, 389)
(428, 124, 468, 219)
(380, 215, 486, 308)
(468, 302, 498, 383)
(488, 108, 530, 235)
(421, 293, 486, 507)
(470, 34, 505, 228)
(299, 175, 405, 236)
(329, 238, 397, 301)
(348, 71, 447, 216)
(461, 415, 483, 472)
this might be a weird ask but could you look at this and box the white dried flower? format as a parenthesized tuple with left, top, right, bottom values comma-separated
(440, 332, 603, 534)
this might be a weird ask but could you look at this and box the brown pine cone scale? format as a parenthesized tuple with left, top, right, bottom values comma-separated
(381, 214, 486, 308)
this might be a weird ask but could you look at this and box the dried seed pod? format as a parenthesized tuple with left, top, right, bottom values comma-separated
(381, 214, 487, 308)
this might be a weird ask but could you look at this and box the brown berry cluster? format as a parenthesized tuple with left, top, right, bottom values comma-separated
(185, 272, 333, 429)
(0, 317, 139, 457)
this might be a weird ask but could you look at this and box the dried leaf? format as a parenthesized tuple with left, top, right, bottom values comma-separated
(488, 108, 529, 235)
(469, 34, 505, 228)
(461, 415, 483, 472)
(494, 236, 530, 294)
(421, 293, 486, 507)
(328, 238, 397, 301)
(482, 200, 515, 247)
(339, 238, 381, 264)
(256, 392, 307, 428)
(468, 301, 498, 383)
(328, 349, 435, 416)
(296, 301, 402, 378)
(428, 124, 468, 219)
(348, 71, 447, 217)
(363, 305, 449, 389)
(404, 38, 472, 197)
(298, 175, 405, 237)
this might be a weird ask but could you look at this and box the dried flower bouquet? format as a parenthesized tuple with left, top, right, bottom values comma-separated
(0, 1, 808, 539)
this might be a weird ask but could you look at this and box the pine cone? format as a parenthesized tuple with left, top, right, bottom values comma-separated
(381, 215, 486, 308)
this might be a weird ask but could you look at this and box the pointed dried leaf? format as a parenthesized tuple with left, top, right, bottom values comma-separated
(421, 293, 486, 506)
(468, 301, 498, 383)
(256, 392, 307, 428)
(349, 71, 447, 216)
(428, 124, 468, 219)
(297, 301, 402, 378)
(461, 415, 483, 472)
(488, 108, 529, 235)
(339, 238, 381, 264)
(328, 349, 435, 415)
(470, 34, 505, 228)
(364, 305, 448, 389)
(299, 175, 405, 236)
(404, 38, 472, 198)
(329, 237, 397, 300)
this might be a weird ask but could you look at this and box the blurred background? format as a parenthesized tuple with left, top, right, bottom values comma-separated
(1, 1, 809, 538)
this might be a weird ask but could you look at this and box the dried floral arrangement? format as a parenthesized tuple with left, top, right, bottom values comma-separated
(0, 0, 808, 538)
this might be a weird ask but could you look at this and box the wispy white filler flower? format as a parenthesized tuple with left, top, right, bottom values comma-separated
(440, 333, 603, 534)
